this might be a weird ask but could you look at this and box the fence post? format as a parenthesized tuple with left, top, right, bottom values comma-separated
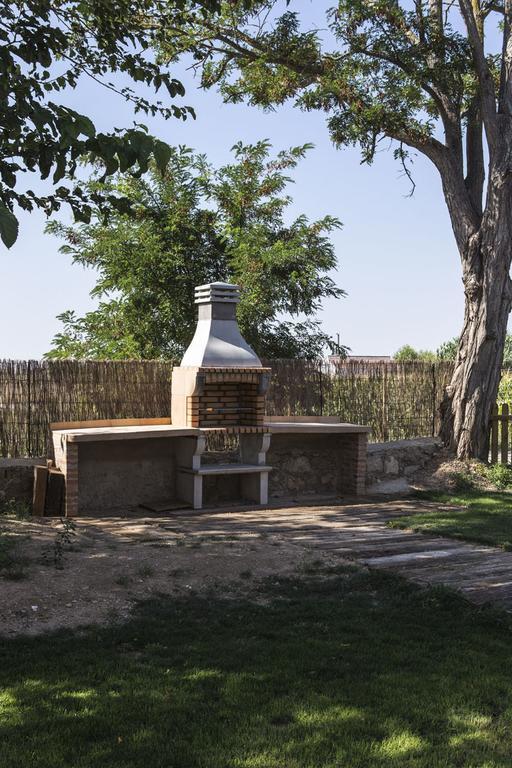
(27, 359, 31, 458)
(382, 367, 389, 442)
(431, 363, 437, 437)
(501, 403, 509, 465)
(319, 363, 323, 416)
(491, 403, 499, 464)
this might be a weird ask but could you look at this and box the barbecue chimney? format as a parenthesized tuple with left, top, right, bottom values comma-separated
(181, 282, 262, 368)
(171, 282, 271, 430)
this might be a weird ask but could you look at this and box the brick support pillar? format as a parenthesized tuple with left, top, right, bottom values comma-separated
(52, 433, 79, 517)
(64, 442, 78, 517)
(338, 433, 367, 495)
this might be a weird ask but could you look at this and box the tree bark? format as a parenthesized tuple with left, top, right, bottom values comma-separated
(440, 145, 512, 459)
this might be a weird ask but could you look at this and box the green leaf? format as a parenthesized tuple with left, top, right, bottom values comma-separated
(53, 153, 67, 184)
(76, 115, 96, 138)
(0, 205, 19, 248)
(153, 140, 172, 172)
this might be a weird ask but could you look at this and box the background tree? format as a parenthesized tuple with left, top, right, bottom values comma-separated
(438, 334, 512, 366)
(157, 1, 512, 459)
(393, 345, 436, 363)
(0, 0, 219, 247)
(46, 141, 344, 360)
(436, 337, 461, 362)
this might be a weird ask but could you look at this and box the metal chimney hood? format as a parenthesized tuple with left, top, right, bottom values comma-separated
(180, 282, 262, 368)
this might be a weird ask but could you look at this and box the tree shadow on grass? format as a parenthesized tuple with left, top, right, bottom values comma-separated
(1, 568, 512, 767)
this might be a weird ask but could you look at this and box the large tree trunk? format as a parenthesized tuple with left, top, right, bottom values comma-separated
(440, 174, 512, 459)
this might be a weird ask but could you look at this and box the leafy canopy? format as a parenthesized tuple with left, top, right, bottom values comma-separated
(395, 337, 512, 365)
(438, 336, 512, 365)
(156, 1, 506, 239)
(46, 141, 345, 360)
(393, 345, 436, 363)
(158, 2, 471, 160)
(0, 0, 219, 248)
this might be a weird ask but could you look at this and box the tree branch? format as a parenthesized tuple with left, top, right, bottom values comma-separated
(465, 98, 485, 215)
(393, 128, 479, 247)
(483, 1, 504, 14)
(499, 0, 512, 113)
(209, 23, 326, 77)
(353, 43, 462, 163)
(429, 0, 444, 31)
(458, 0, 498, 148)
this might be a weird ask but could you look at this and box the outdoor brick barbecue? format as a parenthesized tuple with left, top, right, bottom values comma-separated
(50, 282, 369, 516)
(171, 283, 271, 430)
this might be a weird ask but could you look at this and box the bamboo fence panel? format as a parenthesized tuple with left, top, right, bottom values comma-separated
(0, 360, 174, 458)
(0, 359, 455, 458)
(265, 359, 453, 443)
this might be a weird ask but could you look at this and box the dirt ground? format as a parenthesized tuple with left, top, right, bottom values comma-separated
(0, 510, 339, 638)
(1, 451, 501, 639)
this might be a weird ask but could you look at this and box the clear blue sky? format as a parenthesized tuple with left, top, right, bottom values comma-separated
(1, 3, 468, 359)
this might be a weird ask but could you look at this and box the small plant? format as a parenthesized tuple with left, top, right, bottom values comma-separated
(43, 517, 77, 570)
(137, 565, 154, 579)
(0, 535, 13, 567)
(3, 567, 27, 581)
(449, 470, 476, 492)
(301, 559, 325, 575)
(484, 464, 512, 490)
(0, 497, 31, 519)
(0, 533, 28, 580)
(115, 575, 132, 588)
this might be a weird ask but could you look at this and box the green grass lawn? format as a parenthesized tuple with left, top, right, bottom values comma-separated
(2, 567, 512, 767)
(389, 490, 512, 549)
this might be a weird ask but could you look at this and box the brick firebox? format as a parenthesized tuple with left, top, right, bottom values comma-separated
(171, 366, 271, 429)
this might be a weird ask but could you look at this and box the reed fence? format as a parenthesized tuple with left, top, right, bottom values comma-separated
(0, 358, 455, 458)
(266, 360, 454, 442)
(0, 360, 173, 458)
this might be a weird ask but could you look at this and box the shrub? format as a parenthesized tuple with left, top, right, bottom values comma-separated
(485, 464, 512, 490)
(498, 372, 512, 403)
(0, 498, 30, 519)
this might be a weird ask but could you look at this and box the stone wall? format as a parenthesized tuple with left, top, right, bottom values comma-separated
(1, 436, 440, 511)
(0, 459, 44, 506)
(267, 432, 367, 498)
(366, 437, 442, 493)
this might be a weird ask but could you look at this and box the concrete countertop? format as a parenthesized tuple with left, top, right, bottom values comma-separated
(53, 425, 201, 443)
(264, 422, 370, 434)
(52, 422, 370, 443)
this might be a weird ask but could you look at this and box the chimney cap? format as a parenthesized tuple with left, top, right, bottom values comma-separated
(181, 281, 261, 367)
(194, 282, 240, 304)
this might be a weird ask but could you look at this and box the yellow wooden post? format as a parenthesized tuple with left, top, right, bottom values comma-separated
(502, 403, 510, 465)
(491, 403, 499, 464)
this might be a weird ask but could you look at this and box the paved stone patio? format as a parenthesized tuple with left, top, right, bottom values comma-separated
(92, 498, 512, 610)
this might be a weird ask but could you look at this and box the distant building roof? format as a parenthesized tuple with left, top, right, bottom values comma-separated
(329, 355, 392, 363)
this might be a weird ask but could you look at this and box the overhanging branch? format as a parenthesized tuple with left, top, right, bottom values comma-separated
(499, 0, 512, 113)
(459, 0, 498, 148)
